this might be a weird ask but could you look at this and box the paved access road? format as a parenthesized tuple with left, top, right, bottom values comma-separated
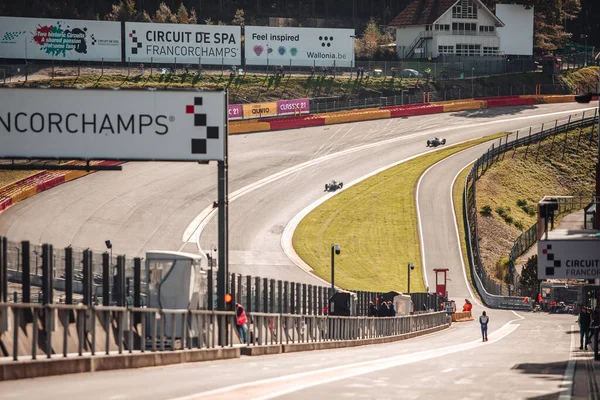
(0, 311, 577, 400)
(0, 103, 595, 285)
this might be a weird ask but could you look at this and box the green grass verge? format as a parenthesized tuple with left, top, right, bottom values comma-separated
(293, 132, 507, 293)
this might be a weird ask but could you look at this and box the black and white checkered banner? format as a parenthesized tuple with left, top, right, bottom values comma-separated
(0, 88, 226, 162)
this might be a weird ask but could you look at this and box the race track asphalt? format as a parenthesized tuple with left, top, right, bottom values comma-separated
(0, 103, 596, 286)
(0, 103, 593, 399)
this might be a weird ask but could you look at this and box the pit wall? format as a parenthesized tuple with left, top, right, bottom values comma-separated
(0, 95, 590, 216)
(228, 95, 581, 134)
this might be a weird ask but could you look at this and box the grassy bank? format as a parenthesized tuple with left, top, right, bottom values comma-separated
(293, 132, 506, 293)
(7, 67, 599, 105)
(476, 125, 596, 282)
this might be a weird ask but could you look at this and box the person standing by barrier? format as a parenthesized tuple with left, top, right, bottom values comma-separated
(388, 301, 396, 317)
(578, 307, 591, 350)
(479, 311, 489, 342)
(368, 301, 378, 317)
(235, 303, 248, 344)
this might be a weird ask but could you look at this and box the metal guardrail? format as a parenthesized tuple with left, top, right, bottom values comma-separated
(0, 303, 449, 361)
(463, 111, 598, 308)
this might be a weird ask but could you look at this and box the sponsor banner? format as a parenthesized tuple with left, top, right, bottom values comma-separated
(228, 104, 243, 120)
(538, 239, 600, 279)
(245, 26, 354, 67)
(0, 16, 121, 61)
(0, 88, 226, 161)
(125, 22, 241, 65)
(277, 98, 309, 116)
(242, 102, 278, 119)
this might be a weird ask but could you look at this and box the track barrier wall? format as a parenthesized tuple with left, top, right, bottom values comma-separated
(228, 94, 585, 135)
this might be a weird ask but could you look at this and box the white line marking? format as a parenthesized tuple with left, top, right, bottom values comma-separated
(169, 319, 521, 400)
(511, 310, 525, 320)
(558, 324, 577, 400)
(184, 107, 595, 256)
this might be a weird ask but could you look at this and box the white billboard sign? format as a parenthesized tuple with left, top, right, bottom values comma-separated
(245, 26, 355, 67)
(125, 22, 241, 65)
(0, 17, 121, 61)
(538, 239, 600, 279)
(0, 88, 226, 162)
(496, 4, 534, 56)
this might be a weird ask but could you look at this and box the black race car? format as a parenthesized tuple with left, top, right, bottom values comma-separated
(325, 180, 344, 191)
(427, 137, 447, 147)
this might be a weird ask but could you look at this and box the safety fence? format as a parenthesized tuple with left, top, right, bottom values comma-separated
(0, 302, 448, 362)
(463, 111, 598, 308)
(0, 237, 443, 318)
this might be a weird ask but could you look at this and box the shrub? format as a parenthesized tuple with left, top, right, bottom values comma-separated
(480, 205, 493, 216)
(516, 199, 527, 207)
(514, 220, 525, 230)
(495, 207, 506, 217)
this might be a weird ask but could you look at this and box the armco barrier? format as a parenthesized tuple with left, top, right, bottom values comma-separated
(486, 97, 535, 108)
(442, 100, 488, 113)
(384, 104, 444, 118)
(266, 115, 326, 130)
(324, 109, 391, 125)
(229, 121, 271, 134)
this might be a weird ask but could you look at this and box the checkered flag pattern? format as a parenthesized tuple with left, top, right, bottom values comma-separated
(129, 30, 142, 55)
(542, 244, 561, 276)
(187, 97, 220, 155)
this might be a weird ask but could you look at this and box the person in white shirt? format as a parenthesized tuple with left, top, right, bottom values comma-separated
(479, 311, 489, 342)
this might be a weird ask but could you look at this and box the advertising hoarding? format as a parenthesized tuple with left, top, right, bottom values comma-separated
(538, 238, 600, 279)
(125, 22, 241, 65)
(277, 99, 309, 116)
(0, 88, 226, 162)
(0, 16, 121, 61)
(242, 102, 278, 119)
(228, 104, 243, 120)
(245, 26, 355, 67)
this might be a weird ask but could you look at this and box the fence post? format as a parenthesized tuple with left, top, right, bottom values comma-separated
(245, 275, 252, 312)
(116, 256, 126, 307)
(0, 237, 6, 303)
(65, 246, 73, 305)
(41, 244, 53, 306)
(255, 277, 261, 313)
(290, 282, 296, 314)
(524, 128, 532, 158)
(263, 278, 269, 313)
(17, 241, 29, 304)
(102, 252, 110, 306)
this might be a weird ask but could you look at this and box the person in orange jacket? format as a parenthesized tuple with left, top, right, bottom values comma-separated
(462, 299, 473, 312)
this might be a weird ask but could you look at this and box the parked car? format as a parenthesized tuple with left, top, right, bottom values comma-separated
(400, 69, 422, 78)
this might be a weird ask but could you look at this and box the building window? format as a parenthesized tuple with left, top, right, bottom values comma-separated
(438, 45, 454, 54)
(452, 0, 477, 19)
(452, 22, 477, 34)
(435, 24, 450, 31)
(483, 47, 499, 55)
(479, 26, 495, 33)
(456, 44, 481, 56)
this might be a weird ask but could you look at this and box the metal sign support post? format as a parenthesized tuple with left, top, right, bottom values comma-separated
(217, 91, 229, 312)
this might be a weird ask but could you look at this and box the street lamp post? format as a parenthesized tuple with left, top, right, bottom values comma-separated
(471, 67, 475, 98)
(582, 34, 589, 66)
(407, 262, 415, 294)
(331, 244, 341, 296)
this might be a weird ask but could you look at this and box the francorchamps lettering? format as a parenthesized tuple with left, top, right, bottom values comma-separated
(0, 112, 169, 135)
